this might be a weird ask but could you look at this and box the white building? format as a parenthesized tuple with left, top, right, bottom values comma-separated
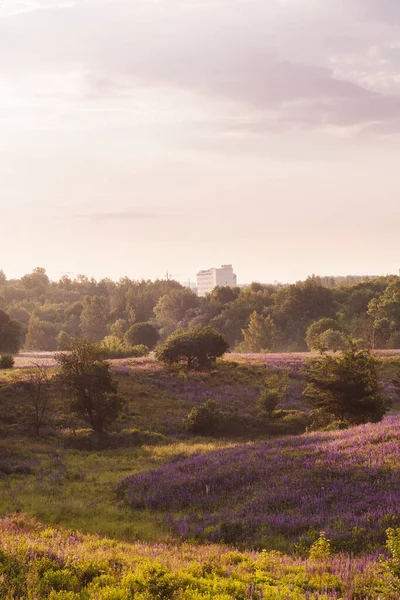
(196, 265, 237, 297)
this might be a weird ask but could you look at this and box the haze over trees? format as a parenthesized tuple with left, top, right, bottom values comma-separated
(1, 268, 400, 352)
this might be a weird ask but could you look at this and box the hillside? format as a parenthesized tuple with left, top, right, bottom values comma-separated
(121, 416, 400, 553)
(0, 514, 398, 600)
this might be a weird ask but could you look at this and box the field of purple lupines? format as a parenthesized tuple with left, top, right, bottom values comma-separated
(121, 415, 400, 553)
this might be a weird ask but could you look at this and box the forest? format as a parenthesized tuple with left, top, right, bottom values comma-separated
(1, 268, 400, 353)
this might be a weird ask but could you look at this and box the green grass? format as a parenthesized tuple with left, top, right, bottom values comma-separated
(0, 435, 236, 542)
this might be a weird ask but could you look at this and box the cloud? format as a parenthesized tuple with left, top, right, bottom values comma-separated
(1, 0, 400, 134)
(77, 211, 164, 221)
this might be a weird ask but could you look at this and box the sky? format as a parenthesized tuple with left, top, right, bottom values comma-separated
(1, 0, 400, 285)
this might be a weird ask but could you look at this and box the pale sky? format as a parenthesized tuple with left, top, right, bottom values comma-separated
(2, 0, 400, 284)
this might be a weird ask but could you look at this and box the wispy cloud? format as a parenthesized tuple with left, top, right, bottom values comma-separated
(77, 211, 165, 221)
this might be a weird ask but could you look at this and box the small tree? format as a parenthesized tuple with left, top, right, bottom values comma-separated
(260, 370, 289, 416)
(240, 311, 277, 353)
(318, 329, 348, 353)
(15, 363, 51, 435)
(56, 331, 73, 351)
(156, 326, 229, 370)
(184, 400, 221, 435)
(306, 318, 342, 352)
(56, 339, 122, 433)
(0, 309, 22, 354)
(303, 341, 390, 426)
(125, 322, 160, 350)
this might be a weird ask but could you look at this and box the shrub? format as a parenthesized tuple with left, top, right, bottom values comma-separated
(0, 354, 14, 369)
(303, 341, 391, 426)
(124, 322, 160, 350)
(184, 400, 221, 435)
(101, 336, 149, 359)
(260, 370, 289, 415)
(306, 318, 342, 351)
(156, 326, 229, 370)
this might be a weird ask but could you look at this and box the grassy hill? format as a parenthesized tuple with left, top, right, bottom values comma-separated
(121, 416, 400, 553)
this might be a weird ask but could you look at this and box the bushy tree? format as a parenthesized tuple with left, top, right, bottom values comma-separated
(318, 329, 348, 352)
(110, 319, 128, 340)
(124, 322, 160, 350)
(0, 310, 22, 354)
(184, 399, 221, 435)
(56, 339, 122, 433)
(156, 326, 229, 370)
(303, 342, 390, 426)
(56, 331, 74, 351)
(305, 318, 342, 351)
(240, 311, 277, 353)
(79, 296, 107, 341)
(260, 370, 289, 415)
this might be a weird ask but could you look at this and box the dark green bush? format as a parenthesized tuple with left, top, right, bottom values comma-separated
(184, 400, 221, 435)
(0, 354, 15, 369)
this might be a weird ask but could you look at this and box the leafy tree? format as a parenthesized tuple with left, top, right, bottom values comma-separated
(184, 400, 221, 435)
(110, 319, 128, 340)
(15, 364, 51, 435)
(303, 342, 390, 426)
(154, 289, 199, 337)
(24, 315, 47, 350)
(305, 318, 342, 351)
(56, 331, 74, 350)
(124, 322, 160, 350)
(56, 339, 122, 433)
(156, 326, 229, 370)
(240, 311, 277, 352)
(260, 370, 289, 415)
(79, 296, 107, 341)
(318, 329, 348, 352)
(0, 310, 22, 354)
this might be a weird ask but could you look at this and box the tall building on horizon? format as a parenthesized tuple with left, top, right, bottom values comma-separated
(196, 264, 237, 297)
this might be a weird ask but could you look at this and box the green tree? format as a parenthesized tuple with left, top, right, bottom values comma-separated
(305, 318, 342, 351)
(15, 364, 51, 435)
(124, 322, 160, 350)
(56, 331, 74, 351)
(153, 289, 199, 337)
(260, 370, 289, 415)
(56, 339, 122, 433)
(303, 342, 390, 426)
(0, 310, 22, 354)
(79, 296, 107, 341)
(156, 326, 229, 370)
(318, 329, 348, 352)
(240, 311, 277, 352)
(110, 319, 128, 341)
(25, 315, 47, 350)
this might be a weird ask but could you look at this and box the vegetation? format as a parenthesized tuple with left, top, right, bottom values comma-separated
(2, 268, 400, 353)
(0, 309, 22, 354)
(0, 353, 15, 369)
(2, 515, 399, 600)
(303, 342, 391, 426)
(56, 339, 123, 434)
(156, 326, 229, 370)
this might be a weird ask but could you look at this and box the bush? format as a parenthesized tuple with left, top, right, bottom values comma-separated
(124, 322, 160, 350)
(260, 370, 289, 415)
(156, 326, 229, 370)
(303, 341, 391, 426)
(184, 400, 221, 435)
(0, 354, 15, 369)
(101, 336, 149, 359)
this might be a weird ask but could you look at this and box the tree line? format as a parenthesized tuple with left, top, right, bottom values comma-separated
(1, 267, 400, 353)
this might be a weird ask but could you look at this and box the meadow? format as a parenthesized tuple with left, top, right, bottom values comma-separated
(1, 352, 400, 598)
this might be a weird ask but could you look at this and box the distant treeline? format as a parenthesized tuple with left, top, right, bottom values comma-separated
(0, 268, 399, 352)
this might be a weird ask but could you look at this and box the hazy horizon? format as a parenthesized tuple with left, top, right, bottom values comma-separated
(2, 0, 400, 283)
